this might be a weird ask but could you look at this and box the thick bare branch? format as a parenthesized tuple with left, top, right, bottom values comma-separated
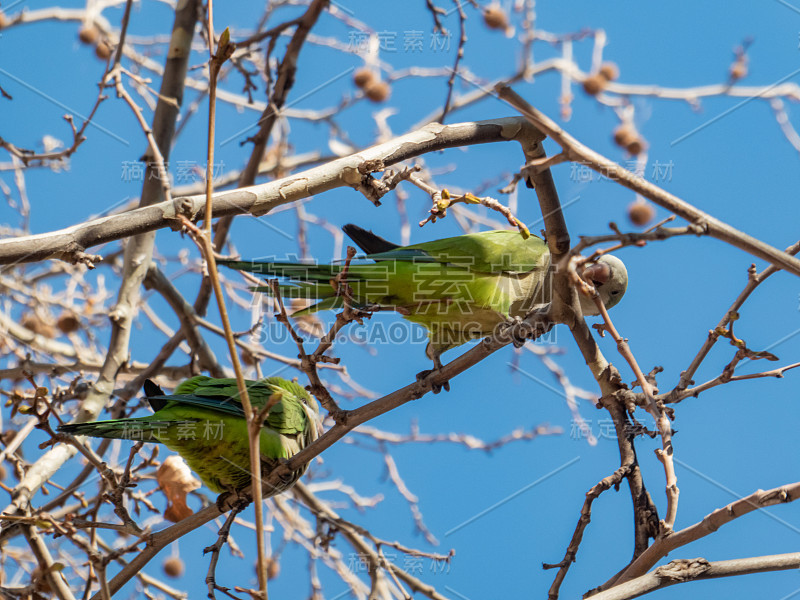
(596, 481, 800, 591)
(589, 553, 800, 600)
(143, 264, 224, 377)
(522, 120, 659, 569)
(497, 86, 800, 278)
(0, 118, 546, 265)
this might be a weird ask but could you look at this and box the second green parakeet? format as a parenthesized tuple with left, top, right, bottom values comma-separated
(58, 376, 320, 497)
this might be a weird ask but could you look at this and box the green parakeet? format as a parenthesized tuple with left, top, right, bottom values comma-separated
(222, 224, 628, 370)
(58, 376, 320, 497)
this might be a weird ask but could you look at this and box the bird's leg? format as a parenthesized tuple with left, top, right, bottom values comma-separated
(416, 346, 450, 394)
(215, 491, 232, 512)
(214, 487, 251, 513)
(432, 354, 451, 392)
(503, 313, 552, 347)
(258, 458, 299, 498)
(276, 458, 296, 485)
(507, 315, 528, 348)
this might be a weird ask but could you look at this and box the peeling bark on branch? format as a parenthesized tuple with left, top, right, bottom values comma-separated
(0, 118, 543, 265)
(588, 552, 800, 600)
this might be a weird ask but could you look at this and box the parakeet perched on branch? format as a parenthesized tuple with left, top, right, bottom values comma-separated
(221, 224, 628, 373)
(58, 376, 320, 497)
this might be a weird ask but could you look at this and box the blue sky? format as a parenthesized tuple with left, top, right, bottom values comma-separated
(2, 1, 800, 598)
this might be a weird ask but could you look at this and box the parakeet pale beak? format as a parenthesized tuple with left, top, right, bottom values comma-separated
(582, 261, 611, 287)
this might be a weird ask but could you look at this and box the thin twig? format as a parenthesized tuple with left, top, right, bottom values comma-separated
(589, 290, 678, 533)
(205, 501, 249, 599)
(496, 85, 800, 278)
(544, 464, 632, 599)
(675, 239, 800, 392)
(198, 20, 270, 599)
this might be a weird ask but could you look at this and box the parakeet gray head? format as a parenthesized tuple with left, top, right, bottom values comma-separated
(579, 254, 628, 316)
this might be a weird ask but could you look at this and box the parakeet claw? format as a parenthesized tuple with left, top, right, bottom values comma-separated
(215, 491, 233, 512)
(505, 316, 528, 348)
(215, 489, 251, 513)
(416, 369, 447, 393)
(416, 355, 450, 394)
(277, 460, 296, 486)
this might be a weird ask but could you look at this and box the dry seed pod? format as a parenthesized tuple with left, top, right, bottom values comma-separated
(57, 311, 81, 334)
(163, 557, 184, 578)
(582, 74, 607, 95)
(95, 40, 112, 60)
(483, 4, 509, 30)
(353, 67, 376, 89)
(21, 313, 56, 339)
(598, 62, 619, 81)
(364, 80, 390, 103)
(266, 557, 280, 580)
(613, 124, 638, 148)
(78, 24, 100, 45)
(625, 137, 646, 155)
(628, 200, 655, 226)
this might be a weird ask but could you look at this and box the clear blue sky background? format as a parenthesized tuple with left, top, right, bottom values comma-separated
(2, 1, 800, 598)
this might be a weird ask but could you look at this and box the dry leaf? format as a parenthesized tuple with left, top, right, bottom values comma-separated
(157, 455, 200, 522)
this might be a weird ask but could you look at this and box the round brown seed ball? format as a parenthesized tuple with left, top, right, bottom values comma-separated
(628, 200, 655, 227)
(364, 80, 390, 103)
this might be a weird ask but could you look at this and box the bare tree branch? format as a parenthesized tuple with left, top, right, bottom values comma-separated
(589, 553, 800, 600)
(497, 86, 800, 278)
(0, 118, 546, 265)
(596, 481, 800, 591)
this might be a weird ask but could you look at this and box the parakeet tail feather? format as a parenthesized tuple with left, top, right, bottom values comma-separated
(58, 419, 177, 440)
